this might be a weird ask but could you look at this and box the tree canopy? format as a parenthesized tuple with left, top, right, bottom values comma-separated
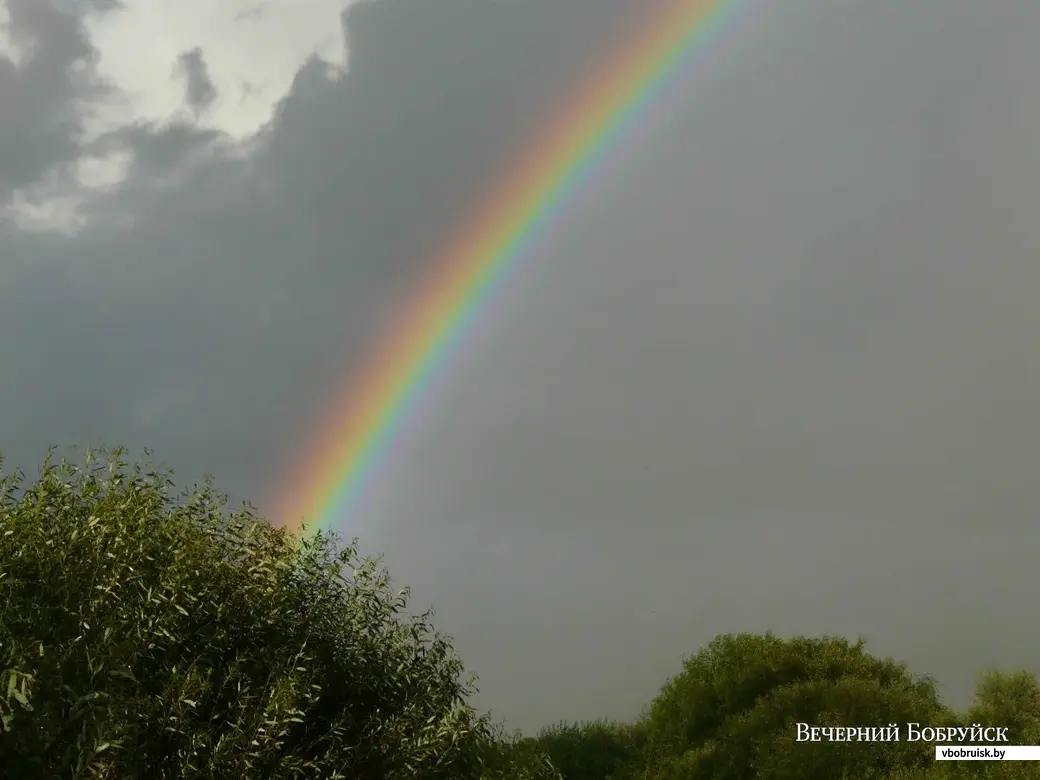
(2, 448, 1038, 780)
(526, 637, 1040, 780)
(0, 449, 557, 779)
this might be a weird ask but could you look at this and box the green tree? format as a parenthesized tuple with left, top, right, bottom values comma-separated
(635, 632, 952, 780)
(526, 718, 647, 780)
(0, 448, 558, 780)
(885, 670, 1040, 780)
(967, 670, 1040, 745)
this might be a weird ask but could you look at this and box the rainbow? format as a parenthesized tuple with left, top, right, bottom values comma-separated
(277, 0, 742, 536)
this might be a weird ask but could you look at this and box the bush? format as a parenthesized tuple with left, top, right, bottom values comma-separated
(0, 448, 558, 779)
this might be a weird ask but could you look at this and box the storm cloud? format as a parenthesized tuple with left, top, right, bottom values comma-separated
(174, 47, 218, 114)
(2, 0, 1039, 731)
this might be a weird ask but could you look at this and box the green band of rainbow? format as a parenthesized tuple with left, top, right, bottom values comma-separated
(277, 0, 738, 535)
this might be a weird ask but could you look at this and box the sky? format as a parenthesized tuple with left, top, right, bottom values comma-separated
(2, 0, 1039, 733)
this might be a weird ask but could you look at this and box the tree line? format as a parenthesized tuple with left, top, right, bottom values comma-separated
(2, 449, 1037, 779)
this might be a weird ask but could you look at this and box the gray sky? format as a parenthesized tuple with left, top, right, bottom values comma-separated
(3, 0, 1039, 733)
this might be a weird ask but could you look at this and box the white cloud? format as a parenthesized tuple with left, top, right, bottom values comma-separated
(0, 0, 30, 66)
(81, 0, 351, 140)
(7, 0, 352, 232)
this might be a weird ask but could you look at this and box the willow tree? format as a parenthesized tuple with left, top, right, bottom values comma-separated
(0, 448, 557, 780)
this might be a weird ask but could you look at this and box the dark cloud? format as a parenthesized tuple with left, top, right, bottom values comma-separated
(3, 0, 1040, 733)
(233, 2, 269, 23)
(86, 121, 224, 177)
(0, 0, 106, 198)
(0, 0, 650, 531)
(174, 47, 217, 114)
(46, 0, 122, 16)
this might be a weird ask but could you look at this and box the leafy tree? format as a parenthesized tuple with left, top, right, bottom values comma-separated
(526, 718, 647, 780)
(8, 447, 1040, 780)
(635, 632, 952, 780)
(0, 448, 558, 780)
(885, 671, 1040, 780)
(966, 670, 1040, 745)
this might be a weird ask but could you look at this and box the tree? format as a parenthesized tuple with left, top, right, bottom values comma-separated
(635, 632, 952, 780)
(885, 670, 1040, 780)
(966, 670, 1040, 745)
(526, 719, 648, 780)
(0, 448, 558, 779)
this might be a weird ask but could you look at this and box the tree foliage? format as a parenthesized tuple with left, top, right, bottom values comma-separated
(528, 719, 647, 780)
(637, 633, 949, 779)
(4, 448, 1040, 780)
(0, 449, 558, 779)
(522, 637, 1040, 780)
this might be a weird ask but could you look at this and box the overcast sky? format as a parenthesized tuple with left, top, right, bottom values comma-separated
(3, 0, 1039, 733)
